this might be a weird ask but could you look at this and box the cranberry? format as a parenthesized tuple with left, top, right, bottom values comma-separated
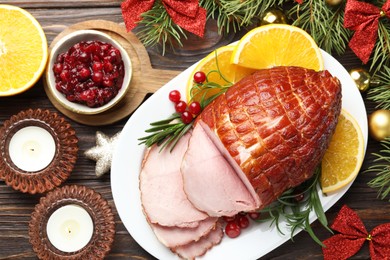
(52, 40, 125, 108)
(92, 71, 103, 83)
(169, 90, 181, 103)
(294, 193, 305, 202)
(188, 101, 201, 115)
(181, 111, 193, 124)
(79, 67, 91, 80)
(225, 222, 241, 238)
(175, 101, 187, 113)
(236, 215, 250, 229)
(223, 216, 236, 222)
(92, 61, 103, 71)
(248, 212, 261, 220)
(193, 71, 206, 84)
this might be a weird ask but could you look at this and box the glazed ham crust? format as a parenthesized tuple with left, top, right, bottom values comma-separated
(196, 66, 342, 207)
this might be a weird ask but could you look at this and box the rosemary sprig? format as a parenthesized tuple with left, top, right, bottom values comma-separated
(138, 113, 193, 152)
(258, 167, 332, 247)
(365, 138, 390, 201)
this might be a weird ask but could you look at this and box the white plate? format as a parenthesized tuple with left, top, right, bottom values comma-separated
(111, 50, 368, 260)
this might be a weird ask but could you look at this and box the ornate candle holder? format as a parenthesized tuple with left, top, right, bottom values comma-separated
(0, 109, 78, 194)
(29, 185, 115, 259)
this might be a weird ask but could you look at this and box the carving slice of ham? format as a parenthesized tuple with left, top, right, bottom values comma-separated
(140, 132, 220, 258)
(140, 132, 209, 228)
(181, 66, 342, 217)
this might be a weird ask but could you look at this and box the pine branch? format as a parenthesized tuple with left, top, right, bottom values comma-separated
(369, 19, 390, 75)
(365, 138, 390, 201)
(288, 0, 351, 56)
(367, 65, 390, 109)
(200, 0, 284, 35)
(258, 167, 331, 247)
(135, 2, 186, 55)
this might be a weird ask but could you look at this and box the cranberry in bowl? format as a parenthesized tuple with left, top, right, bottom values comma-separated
(46, 30, 132, 114)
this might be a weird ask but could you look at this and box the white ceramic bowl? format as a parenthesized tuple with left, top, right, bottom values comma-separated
(46, 29, 132, 115)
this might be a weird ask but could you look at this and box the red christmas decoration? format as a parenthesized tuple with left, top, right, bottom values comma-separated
(344, 0, 390, 64)
(121, 0, 206, 38)
(323, 205, 390, 260)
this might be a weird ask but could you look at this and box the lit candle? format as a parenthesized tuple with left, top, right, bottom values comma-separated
(46, 204, 94, 253)
(8, 126, 56, 172)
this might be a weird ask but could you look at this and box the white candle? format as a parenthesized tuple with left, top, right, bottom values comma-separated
(8, 126, 56, 172)
(46, 204, 94, 253)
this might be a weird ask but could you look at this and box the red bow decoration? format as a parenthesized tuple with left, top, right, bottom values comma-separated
(121, 0, 207, 38)
(344, 0, 390, 64)
(323, 205, 390, 260)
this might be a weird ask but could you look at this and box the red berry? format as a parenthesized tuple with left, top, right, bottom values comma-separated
(188, 101, 201, 115)
(181, 111, 193, 124)
(223, 216, 236, 223)
(294, 193, 305, 202)
(193, 71, 206, 84)
(248, 212, 261, 220)
(92, 71, 103, 83)
(225, 222, 241, 238)
(175, 101, 187, 113)
(169, 90, 181, 103)
(236, 215, 250, 229)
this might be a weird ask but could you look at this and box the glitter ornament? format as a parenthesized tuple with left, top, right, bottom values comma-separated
(325, 0, 342, 6)
(260, 9, 288, 26)
(349, 68, 371, 92)
(368, 109, 390, 141)
(85, 131, 121, 177)
(323, 205, 390, 259)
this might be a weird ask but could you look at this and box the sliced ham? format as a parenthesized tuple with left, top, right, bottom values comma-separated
(172, 222, 223, 260)
(140, 132, 209, 228)
(149, 217, 218, 248)
(181, 123, 258, 217)
(182, 66, 342, 216)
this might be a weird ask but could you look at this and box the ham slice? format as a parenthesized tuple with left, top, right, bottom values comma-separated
(172, 222, 223, 260)
(182, 66, 342, 216)
(140, 132, 209, 228)
(149, 217, 218, 248)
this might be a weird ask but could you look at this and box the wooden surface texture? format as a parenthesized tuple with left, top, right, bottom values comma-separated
(0, 1, 389, 260)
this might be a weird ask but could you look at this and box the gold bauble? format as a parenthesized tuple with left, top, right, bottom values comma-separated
(368, 109, 390, 141)
(260, 9, 288, 26)
(325, 0, 343, 6)
(349, 68, 371, 92)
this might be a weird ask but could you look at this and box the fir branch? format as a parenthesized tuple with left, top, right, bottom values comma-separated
(369, 19, 390, 74)
(138, 113, 193, 152)
(367, 65, 390, 109)
(366, 138, 390, 201)
(288, 0, 351, 56)
(258, 167, 331, 246)
(200, 0, 284, 35)
(135, 2, 186, 55)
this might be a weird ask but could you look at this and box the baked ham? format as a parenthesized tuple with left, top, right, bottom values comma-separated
(182, 66, 342, 217)
(140, 66, 341, 258)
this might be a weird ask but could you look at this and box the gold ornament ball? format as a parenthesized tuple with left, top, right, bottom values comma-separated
(260, 9, 288, 26)
(368, 109, 390, 141)
(349, 68, 371, 92)
(325, 0, 343, 6)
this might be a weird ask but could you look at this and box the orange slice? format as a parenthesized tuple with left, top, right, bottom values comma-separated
(231, 24, 324, 71)
(321, 110, 365, 194)
(186, 45, 255, 102)
(0, 4, 48, 96)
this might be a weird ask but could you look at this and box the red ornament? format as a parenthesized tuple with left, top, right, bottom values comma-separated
(121, 0, 206, 38)
(323, 205, 390, 260)
(344, 0, 390, 64)
(295, 0, 303, 4)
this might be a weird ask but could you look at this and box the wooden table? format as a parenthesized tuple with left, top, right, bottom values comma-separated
(0, 1, 388, 259)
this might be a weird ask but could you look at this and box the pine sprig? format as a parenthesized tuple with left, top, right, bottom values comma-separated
(366, 138, 390, 201)
(258, 167, 331, 246)
(138, 113, 193, 152)
(135, 3, 186, 55)
(367, 65, 390, 109)
(288, 0, 351, 56)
